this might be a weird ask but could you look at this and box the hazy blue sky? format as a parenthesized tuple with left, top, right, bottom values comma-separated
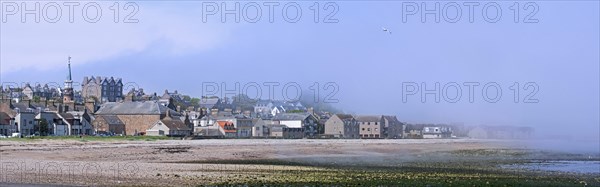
(1, 1, 598, 140)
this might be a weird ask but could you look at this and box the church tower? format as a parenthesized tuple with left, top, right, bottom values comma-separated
(63, 56, 74, 104)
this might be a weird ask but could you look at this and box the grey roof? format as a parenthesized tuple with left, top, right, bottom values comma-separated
(95, 101, 181, 115)
(98, 115, 124, 125)
(29, 103, 46, 109)
(355, 115, 382, 122)
(11, 102, 32, 112)
(36, 112, 60, 120)
(251, 118, 263, 124)
(159, 119, 191, 131)
(273, 113, 311, 121)
(199, 98, 220, 108)
(334, 114, 354, 120)
(234, 114, 250, 119)
(383, 115, 401, 123)
(195, 128, 222, 136)
(59, 113, 74, 119)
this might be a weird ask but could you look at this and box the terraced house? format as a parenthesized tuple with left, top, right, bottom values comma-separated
(356, 115, 384, 139)
(272, 113, 318, 138)
(324, 114, 359, 139)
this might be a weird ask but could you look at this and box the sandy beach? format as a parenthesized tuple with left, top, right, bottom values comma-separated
(0, 139, 597, 186)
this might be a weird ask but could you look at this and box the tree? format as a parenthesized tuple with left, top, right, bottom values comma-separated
(190, 98, 200, 106)
(231, 94, 257, 111)
(298, 89, 341, 114)
(36, 119, 49, 136)
(33, 96, 41, 103)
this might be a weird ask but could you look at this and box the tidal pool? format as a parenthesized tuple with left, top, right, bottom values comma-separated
(504, 161, 600, 174)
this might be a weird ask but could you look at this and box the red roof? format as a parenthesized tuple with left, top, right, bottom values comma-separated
(217, 121, 236, 133)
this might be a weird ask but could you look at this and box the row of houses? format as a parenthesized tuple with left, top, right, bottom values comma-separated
(2, 96, 536, 139)
(0, 95, 458, 139)
(0, 99, 93, 137)
(89, 100, 455, 139)
(324, 114, 405, 139)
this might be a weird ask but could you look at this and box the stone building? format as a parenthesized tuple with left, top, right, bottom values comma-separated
(324, 114, 359, 138)
(383, 115, 405, 139)
(81, 76, 123, 103)
(94, 101, 181, 135)
(93, 115, 125, 135)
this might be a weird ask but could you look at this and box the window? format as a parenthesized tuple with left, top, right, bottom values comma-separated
(362, 128, 365, 131)
(375, 128, 378, 131)
(367, 128, 371, 131)
(375, 122, 378, 125)
(368, 122, 370, 125)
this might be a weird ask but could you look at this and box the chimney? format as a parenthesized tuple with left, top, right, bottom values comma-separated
(58, 104, 63, 113)
(25, 99, 31, 107)
(201, 108, 207, 116)
(85, 99, 95, 113)
(163, 109, 172, 120)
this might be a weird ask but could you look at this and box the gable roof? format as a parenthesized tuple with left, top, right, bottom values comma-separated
(334, 114, 354, 120)
(95, 101, 181, 116)
(84, 76, 122, 85)
(11, 102, 32, 112)
(355, 115, 382, 122)
(158, 119, 191, 131)
(383, 115, 400, 122)
(97, 115, 124, 125)
(217, 121, 236, 133)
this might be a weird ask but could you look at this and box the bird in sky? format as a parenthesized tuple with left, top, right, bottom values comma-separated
(382, 27, 392, 34)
